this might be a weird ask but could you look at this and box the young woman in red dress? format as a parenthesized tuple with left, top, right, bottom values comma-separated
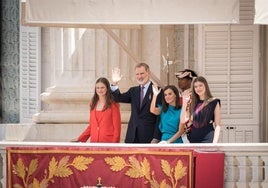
(74, 77, 121, 143)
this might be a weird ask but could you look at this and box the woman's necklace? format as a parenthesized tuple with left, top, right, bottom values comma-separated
(96, 100, 105, 111)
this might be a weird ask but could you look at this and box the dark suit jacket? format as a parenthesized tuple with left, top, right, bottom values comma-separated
(112, 82, 162, 143)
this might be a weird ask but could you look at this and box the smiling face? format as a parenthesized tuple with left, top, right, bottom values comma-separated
(164, 88, 176, 106)
(135, 66, 150, 86)
(193, 81, 206, 99)
(95, 82, 107, 97)
(178, 77, 192, 91)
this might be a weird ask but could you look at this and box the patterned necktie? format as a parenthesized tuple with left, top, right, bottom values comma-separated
(140, 86, 144, 108)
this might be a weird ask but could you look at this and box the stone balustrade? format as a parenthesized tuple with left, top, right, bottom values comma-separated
(0, 142, 267, 188)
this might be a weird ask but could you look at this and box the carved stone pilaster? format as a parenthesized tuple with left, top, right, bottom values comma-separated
(1, 0, 20, 123)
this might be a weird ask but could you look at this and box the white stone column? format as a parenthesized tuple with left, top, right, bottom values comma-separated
(34, 28, 94, 123)
(248, 156, 263, 188)
(34, 27, 147, 124)
(261, 156, 268, 187)
(225, 155, 239, 187)
(236, 156, 251, 188)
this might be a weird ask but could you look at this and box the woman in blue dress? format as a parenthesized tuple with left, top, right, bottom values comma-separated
(150, 84, 184, 143)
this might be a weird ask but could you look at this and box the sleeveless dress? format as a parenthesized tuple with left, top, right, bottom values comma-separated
(158, 105, 183, 143)
(189, 98, 220, 143)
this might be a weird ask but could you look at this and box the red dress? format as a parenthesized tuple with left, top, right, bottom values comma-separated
(78, 102, 121, 143)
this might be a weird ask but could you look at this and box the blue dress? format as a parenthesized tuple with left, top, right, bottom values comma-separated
(158, 105, 183, 143)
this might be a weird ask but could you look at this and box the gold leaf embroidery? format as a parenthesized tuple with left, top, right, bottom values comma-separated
(12, 155, 94, 188)
(104, 156, 126, 171)
(161, 159, 172, 177)
(31, 178, 40, 188)
(150, 180, 160, 188)
(53, 156, 73, 177)
(54, 166, 73, 177)
(127, 156, 144, 178)
(128, 156, 140, 167)
(48, 157, 58, 179)
(105, 156, 188, 188)
(161, 159, 188, 188)
(28, 159, 38, 177)
(141, 158, 151, 180)
(13, 184, 23, 188)
(39, 179, 49, 188)
(12, 158, 26, 180)
(159, 179, 171, 188)
(125, 167, 143, 178)
(174, 160, 187, 181)
(72, 156, 94, 171)
(58, 156, 70, 167)
(11, 152, 189, 188)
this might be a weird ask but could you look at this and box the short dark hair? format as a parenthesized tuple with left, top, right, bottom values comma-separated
(135, 63, 150, 72)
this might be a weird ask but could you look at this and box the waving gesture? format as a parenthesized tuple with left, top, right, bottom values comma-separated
(152, 83, 161, 96)
(111, 67, 123, 85)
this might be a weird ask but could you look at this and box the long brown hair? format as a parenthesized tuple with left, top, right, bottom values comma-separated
(189, 76, 213, 117)
(90, 77, 114, 111)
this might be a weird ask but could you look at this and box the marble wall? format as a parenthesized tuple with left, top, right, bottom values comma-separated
(0, 0, 20, 123)
(0, 1, 194, 125)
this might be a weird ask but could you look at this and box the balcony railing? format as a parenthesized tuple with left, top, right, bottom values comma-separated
(0, 142, 268, 188)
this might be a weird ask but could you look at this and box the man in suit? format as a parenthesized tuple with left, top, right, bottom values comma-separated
(111, 63, 162, 143)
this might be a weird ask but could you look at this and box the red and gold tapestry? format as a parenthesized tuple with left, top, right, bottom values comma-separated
(6, 146, 193, 188)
